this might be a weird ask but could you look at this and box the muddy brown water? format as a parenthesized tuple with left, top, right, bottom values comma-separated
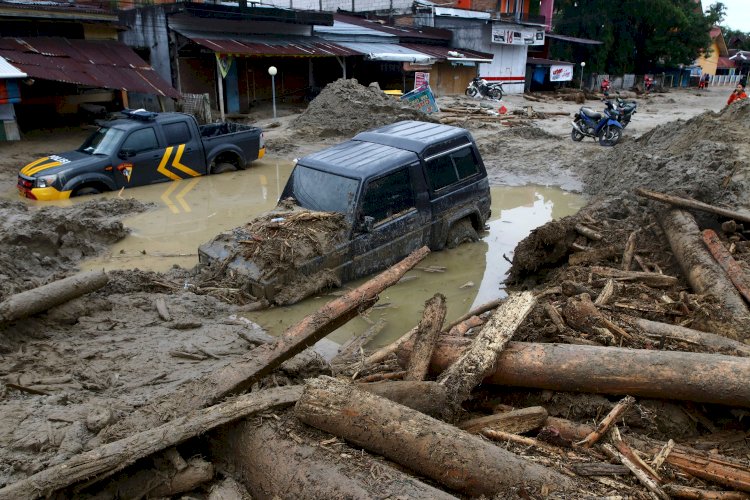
(8, 160, 584, 348)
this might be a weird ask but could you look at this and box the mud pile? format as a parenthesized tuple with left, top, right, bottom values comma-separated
(291, 78, 436, 137)
(583, 99, 750, 206)
(0, 198, 147, 300)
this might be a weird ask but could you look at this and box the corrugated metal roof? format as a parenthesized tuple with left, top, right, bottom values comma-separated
(333, 14, 452, 41)
(0, 37, 180, 98)
(314, 20, 396, 40)
(336, 42, 436, 63)
(546, 33, 603, 45)
(718, 56, 735, 69)
(401, 43, 493, 63)
(0, 55, 25, 78)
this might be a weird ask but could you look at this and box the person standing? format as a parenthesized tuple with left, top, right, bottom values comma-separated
(727, 84, 748, 105)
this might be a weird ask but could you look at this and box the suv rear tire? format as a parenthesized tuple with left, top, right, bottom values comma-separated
(446, 218, 478, 248)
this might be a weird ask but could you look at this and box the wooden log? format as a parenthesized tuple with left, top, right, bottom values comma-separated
(103, 247, 429, 442)
(398, 339, 750, 407)
(577, 396, 635, 448)
(357, 380, 448, 418)
(562, 293, 633, 341)
(448, 315, 484, 336)
(663, 484, 750, 499)
(458, 406, 548, 434)
(482, 429, 563, 456)
(437, 291, 535, 417)
(364, 327, 417, 366)
(568, 245, 620, 266)
(331, 318, 386, 366)
(623, 316, 750, 356)
(210, 417, 458, 500)
(636, 188, 750, 225)
(443, 298, 503, 333)
(406, 293, 446, 381)
(543, 302, 566, 332)
(0, 386, 301, 500)
(660, 210, 750, 340)
(622, 231, 638, 271)
(703, 229, 750, 303)
(594, 279, 616, 306)
(0, 270, 108, 324)
(295, 377, 574, 496)
(575, 223, 603, 241)
(590, 266, 678, 288)
(572, 462, 630, 476)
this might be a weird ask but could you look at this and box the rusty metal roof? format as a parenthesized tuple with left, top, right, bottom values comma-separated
(0, 37, 180, 97)
(401, 43, 493, 63)
(174, 29, 358, 57)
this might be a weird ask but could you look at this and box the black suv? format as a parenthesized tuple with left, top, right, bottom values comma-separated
(199, 120, 491, 304)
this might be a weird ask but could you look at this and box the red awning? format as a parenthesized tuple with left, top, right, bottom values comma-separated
(173, 29, 358, 57)
(0, 37, 180, 98)
(400, 43, 493, 63)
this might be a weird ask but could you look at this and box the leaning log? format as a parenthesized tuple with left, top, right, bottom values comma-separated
(102, 247, 429, 442)
(0, 270, 108, 324)
(398, 339, 750, 407)
(703, 229, 750, 303)
(295, 377, 574, 497)
(211, 417, 458, 500)
(659, 209, 750, 340)
(623, 316, 750, 356)
(0, 386, 302, 500)
(636, 188, 750, 225)
(405, 293, 446, 381)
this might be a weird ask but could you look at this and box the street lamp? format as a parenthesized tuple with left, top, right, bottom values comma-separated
(580, 62, 586, 90)
(268, 66, 277, 119)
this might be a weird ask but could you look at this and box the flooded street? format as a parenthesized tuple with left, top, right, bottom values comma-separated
(70, 163, 586, 347)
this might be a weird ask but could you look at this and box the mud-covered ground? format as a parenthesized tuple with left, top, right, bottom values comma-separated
(1, 81, 748, 496)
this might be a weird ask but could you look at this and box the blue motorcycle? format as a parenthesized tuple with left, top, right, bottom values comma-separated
(571, 100, 623, 146)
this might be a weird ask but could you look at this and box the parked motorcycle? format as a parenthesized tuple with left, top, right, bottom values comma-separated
(571, 99, 623, 146)
(612, 93, 637, 128)
(600, 78, 611, 93)
(465, 77, 504, 100)
(644, 75, 654, 92)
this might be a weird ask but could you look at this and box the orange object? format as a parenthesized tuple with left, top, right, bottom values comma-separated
(499, 105, 508, 114)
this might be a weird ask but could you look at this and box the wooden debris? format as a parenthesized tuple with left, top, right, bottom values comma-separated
(568, 245, 620, 266)
(575, 223, 603, 241)
(331, 318, 386, 367)
(357, 380, 449, 418)
(562, 293, 633, 341)
(155, 297, 171, 322)
(703, 229, 750, 303)
(576, 395, 635, 448)
(652, 439, 675, 470)
(591, 266, 678, 288)
(405, 293, 447, 381)
(447, 315, 484, 336)
(481, 429, 563, 456)
(636, 188, 750, 225)
(594, 279, 616, 306)
(623, 316, 750, 356)
(622, 231, 638, 271)
(602, 443, 669, 500)
(663, 484, 750, 499)
(458, 406, 548, 434)
(443, 298, 503, 332)
(355, 370, 405, 383)
(543, 303, 566, 332)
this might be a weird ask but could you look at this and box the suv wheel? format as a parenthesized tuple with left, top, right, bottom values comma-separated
(446, 218, 478, 249)
(212, 162, 237, 174)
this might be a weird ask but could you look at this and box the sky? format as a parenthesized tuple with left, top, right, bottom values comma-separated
(719, 0, 750, 32)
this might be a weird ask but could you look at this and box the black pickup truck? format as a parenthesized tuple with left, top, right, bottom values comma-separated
(17, 109, 264, 201)
(199, 120, 491, 305)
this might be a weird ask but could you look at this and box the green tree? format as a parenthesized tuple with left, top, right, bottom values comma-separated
(551, 0, 713, 74)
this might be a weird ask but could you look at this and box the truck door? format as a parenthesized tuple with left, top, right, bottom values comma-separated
(113, 126, 166, 188)
(349, 165, 430, 282)
(161, 121, 206, 177)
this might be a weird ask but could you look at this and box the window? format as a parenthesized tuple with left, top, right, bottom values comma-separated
(163, 122, 191, 146)
(361, 169, 415, 223)
(121, 127, 159, 153)
(425, 147, 479, 191)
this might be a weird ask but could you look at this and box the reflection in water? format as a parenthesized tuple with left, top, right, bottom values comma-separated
(73, 165, 585, 347)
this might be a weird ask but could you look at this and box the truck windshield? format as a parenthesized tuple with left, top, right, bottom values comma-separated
(282, 164, 359, 215)
(78, 127, 126, 155)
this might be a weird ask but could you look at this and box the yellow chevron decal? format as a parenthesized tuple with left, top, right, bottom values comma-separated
(170, 144, 200, 177)
(156, 147, 181, 181)
(21, 157, 50, 175)
(25, 161, 62, 176)
(160, 179, 181, 213)
(175, 178, 199, 212)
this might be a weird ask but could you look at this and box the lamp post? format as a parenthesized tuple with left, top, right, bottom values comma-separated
(580, 62, 586, 90)
(268, 66, 277, 119)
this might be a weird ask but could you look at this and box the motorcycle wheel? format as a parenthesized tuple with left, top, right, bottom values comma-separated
(465, 87, 477, 97)
(598, 125, 622, 146)
(489, 87, 504, 100)
(571, 126, 584, 142)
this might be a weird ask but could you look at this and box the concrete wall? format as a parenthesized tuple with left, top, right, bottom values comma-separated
(119, 7, 172, 85)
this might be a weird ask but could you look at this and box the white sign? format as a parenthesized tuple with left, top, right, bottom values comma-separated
(491, 25, 544, 46)
(414, 72, 430, 89)
(550, 64, 573, 82)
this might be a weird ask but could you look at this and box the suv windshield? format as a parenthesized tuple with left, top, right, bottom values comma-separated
(282, 164, 359, 215)
(78, 127, 126, 155)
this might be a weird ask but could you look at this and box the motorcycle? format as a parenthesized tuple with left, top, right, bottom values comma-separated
(571, 99, 623, 146)
(600, 78, 611, 93)
(612, 93, 637, 128)
(465, 77, 504, 100)
(644, 75, 654, 92)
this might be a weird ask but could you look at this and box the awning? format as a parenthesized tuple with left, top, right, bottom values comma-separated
(527, 57, 574, 66)
(0, 56, 25, 79)
(401, 43, 493, 63)
(173, 28, 358, 57)
(336, 42, 436, 64)
(0, 37, 180, 98)
(546, 33, 603, 45)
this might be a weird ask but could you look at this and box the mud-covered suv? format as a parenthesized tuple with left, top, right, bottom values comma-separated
(199, 120, 491, 304)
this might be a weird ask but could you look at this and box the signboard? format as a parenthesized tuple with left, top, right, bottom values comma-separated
(414, 72, 430, 89)
(400, 84, 440, 114)
(492, 25, 544, 45)
(403, 62, 432, 72)
(550, 64, 573, 82)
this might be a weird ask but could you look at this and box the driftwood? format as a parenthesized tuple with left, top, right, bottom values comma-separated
(660, 210, 750, 340)
(357, 380, 448, 418)
(0, 386, 302, 500)
(623, 316, 750, 356)
(577, 396, 635, 448)
(294, 377, 574, 496)
(364, 327, 417, 366)
(636, 188, 750, 225)
(0, 270, 108, 324)
(331, 318, 386, 366)
(594, 279, 616, 305)
(572, 462, 631, 476)
(458, 406, 548, 434)
(103, 247, 429, 442)
(155, 297, 171, 322)
(210, 417, 458, 500)
(448, 315, 484, 335)
(437, 291, 535, 417)
(591, 266, 678, 288)
(568, 245, 620, 266)
(575, 223, 603, 241)
(622, 231, 638, 271)
(562, 293, 633, 341)
(482, 429, 563, 456)
(398, 340, 750, 407)
(663, 485, 750, 499)
(703, 229, 750, 303)
(443, 298, 503, 333)
(543, 302, 566, 332)
(603, 443, 669, 500)
(405, 293, 446, 381)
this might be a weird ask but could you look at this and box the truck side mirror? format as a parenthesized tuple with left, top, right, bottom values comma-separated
(358, 215, 374, 233)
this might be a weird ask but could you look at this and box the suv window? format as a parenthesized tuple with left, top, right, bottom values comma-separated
(122, 127, 159, 153)
(361, 168, 415, 223)
(426, 146, 480, 191)
(163, 122, 191, 146)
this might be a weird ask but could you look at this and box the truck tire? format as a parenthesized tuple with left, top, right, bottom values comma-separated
(212, 162, 237, 174)
(446, 218, 478, 249)
(72, 186, 102, 197)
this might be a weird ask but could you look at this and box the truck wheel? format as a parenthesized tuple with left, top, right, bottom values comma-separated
(212, 162, 237, 174)
(72, 186, 102, 197)
(446, 218, 478, 249)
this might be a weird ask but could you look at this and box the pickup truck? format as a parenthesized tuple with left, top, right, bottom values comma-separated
(198, 120, 491, 305)
(17, 109, 265, 201)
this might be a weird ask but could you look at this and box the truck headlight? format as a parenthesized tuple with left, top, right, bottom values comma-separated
(35, 174, 58, 188)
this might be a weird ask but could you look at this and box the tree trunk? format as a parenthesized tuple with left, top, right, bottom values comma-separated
(294, 377, 575, 497)
(210, 417, 458, 500)
(703, 229, 750, 303)
(0, 271, 108, 324)
(357, 380, 448, 418)
(405, 293, 446, 381)
(623, 316, 750, 356)
(636, 187, 750, 225)
(398, 339, 750, 407)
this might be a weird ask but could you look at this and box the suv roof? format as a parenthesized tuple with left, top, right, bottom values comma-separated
(105, 111, 190, 129)
(297, 120, 473, 180)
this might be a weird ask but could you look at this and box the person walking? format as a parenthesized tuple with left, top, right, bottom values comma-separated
(727, 83, 748, 105)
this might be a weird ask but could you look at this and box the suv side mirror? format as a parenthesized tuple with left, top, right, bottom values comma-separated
(358, 215, 374, 233)
(118, 149, 135, 159)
